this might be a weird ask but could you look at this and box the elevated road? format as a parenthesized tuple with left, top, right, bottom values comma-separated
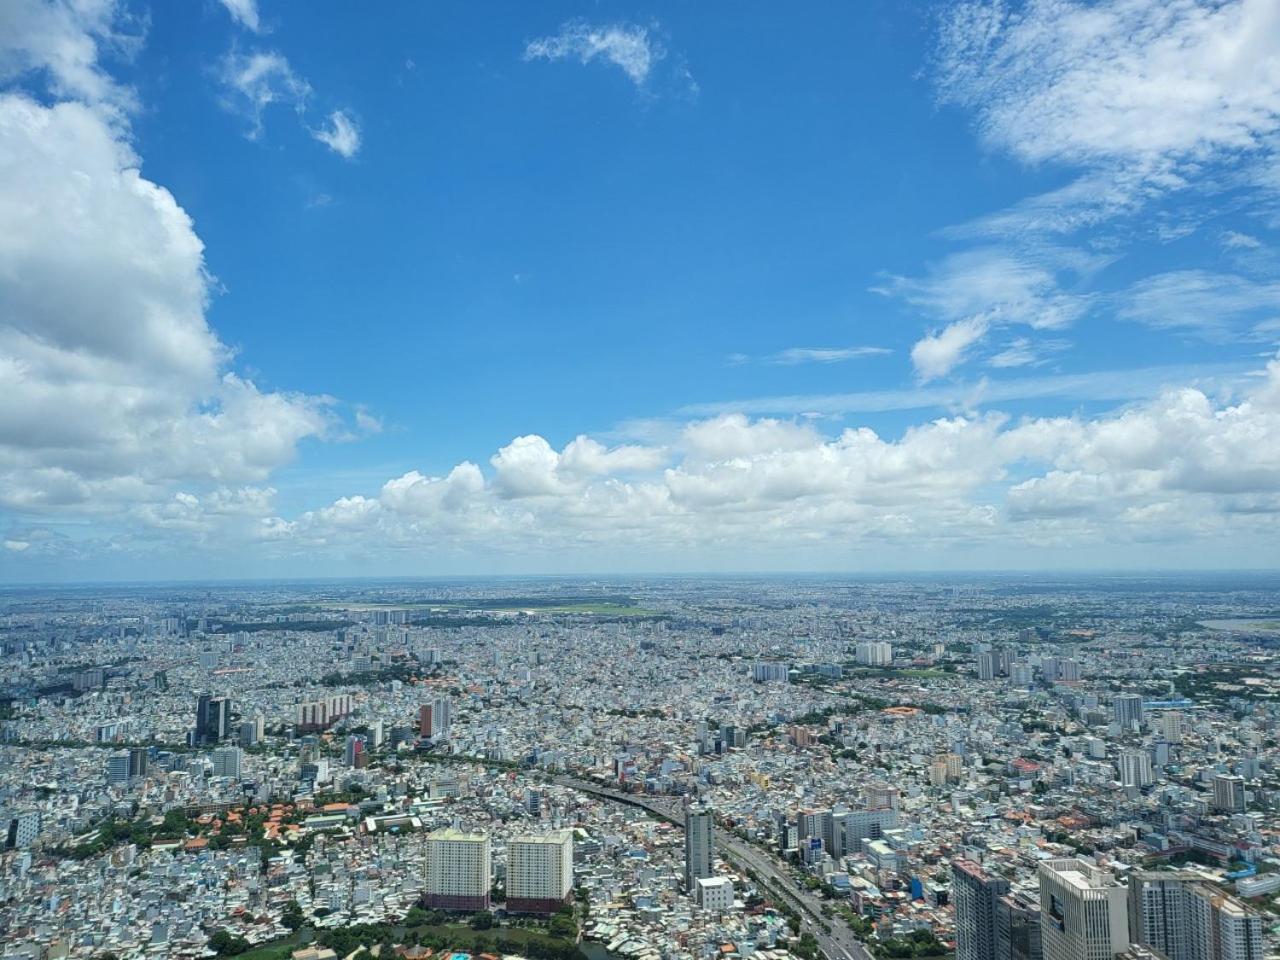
(551, 775, 873, 960)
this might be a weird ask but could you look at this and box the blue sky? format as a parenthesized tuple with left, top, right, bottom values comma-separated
(3, 0, 1280, 579)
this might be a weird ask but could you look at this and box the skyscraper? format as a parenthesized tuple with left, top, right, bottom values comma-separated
(995, 891, 1043, 960)
(1038, 858, 1129, 960)
(506, 830, 574, 914)
(953, 860, 1010, 960)
(194, 694, 230, 745)
(684, 806, 714, 893)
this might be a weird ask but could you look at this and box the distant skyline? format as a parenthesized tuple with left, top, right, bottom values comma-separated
(3, 0, 1280, 581)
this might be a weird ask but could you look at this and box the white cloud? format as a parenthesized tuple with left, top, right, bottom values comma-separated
(524, 20, 664, 87)
(1221, 230, 1262, 250)
(937, 0, 1280, 168)
(676, 362, 1251, 417)
(934, 0, 1280, 236)
(217, 49, 310, 139)
(1118, 270, 1280, 338)
(0, 93, 334, 513)
(242, 354, 1280, 565)
(218, 0, 261, 33)
(0, 9, 336, 526)
(911, 317, 991, 381)
(877, 248, 1095, 330)
(877, 247, 1096, 379)
(987, 336, 1063, 369)
(771, 346, 891, 365)
(311, 108, 360, 159)
(0, 0, 141, 112)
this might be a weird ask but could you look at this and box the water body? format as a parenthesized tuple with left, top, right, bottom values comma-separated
(580, 943, 623, 960)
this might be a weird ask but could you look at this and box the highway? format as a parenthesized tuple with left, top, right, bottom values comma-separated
(551, 775, 874, 960)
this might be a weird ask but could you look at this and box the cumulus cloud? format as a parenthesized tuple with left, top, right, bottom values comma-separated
(0, 0, 141, 112)
(311, 108, 360, 158)
(0, 4, 336, 526)
(524, 20, 664, 87)
(910, 318, 990, 381)
(245, 355, 1280, 565)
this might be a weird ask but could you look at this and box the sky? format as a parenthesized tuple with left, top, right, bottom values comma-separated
(2, 0, 1280, 581)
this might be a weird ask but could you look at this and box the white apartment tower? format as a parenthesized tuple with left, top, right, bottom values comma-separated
(506, 830, 574, 914)
(1119, 750, 1154, 789)
(425, 827, 491, 911)
(855, 641, 892, 666)
(1129, 871, 1264, 960)
(1038, 858, 1129, 960)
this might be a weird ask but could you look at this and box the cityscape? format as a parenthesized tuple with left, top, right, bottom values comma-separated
(0, 575, 1277, 959)
(5, 1, 1280, 960)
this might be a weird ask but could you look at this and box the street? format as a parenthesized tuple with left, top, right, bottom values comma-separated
(552, 775, 874, 960)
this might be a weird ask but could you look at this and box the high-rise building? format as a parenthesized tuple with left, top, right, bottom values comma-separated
(1119, 750, 1154, 789)
(752, 661, 790, 683)
(211, 746, 242, 779)
(1213, 774, 1246, 813)
(684, 806, 714, 893)
(855, 641, 893, 666)
(1128, 872, 1264, 960)
(977, 651, 996, 681)
(239, 714, 265, 746)
(1113, 694, 1145, 730)
(506, 830, 574, 914)
(834, 806, 898, 853)
(1159, 711, 1184, 743)
(419, 698, 452, 739)
(128, 746, 149, 779)
(1038, 858, 1129, 960)
(194, 694, 230, 745)
(864, 783, 900, 810)
(106, 750, 131, 786)
(425, 827, 491, 911)
(932, 753, 965, 785)
(344, 735, 366, 768)
(953, 860, 1010, 960)
(796, 809, 836, 856)
(995, 891, 1043, 960)
(3, 811, 40, 850)
(294, 695, 353, 733)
